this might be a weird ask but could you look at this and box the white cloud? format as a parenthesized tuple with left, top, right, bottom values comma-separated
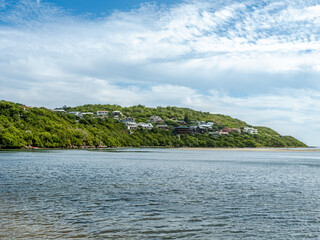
(1, 0, 320, 145)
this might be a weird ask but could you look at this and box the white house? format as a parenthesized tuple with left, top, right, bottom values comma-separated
(121, 120, 153, 130)
(122, 121, 138, 130)
(82, 112, 94, 116)
(137, 122, 153, 130)
(69, 111, 82, 117)
(53, 109, 66, 113)
(112, 111, 122, 116)
(195, 121, 213, 127)
(97, 111, 108, 116)
(199, 124, 213, 129)
(243, 127, 258, 134)
(120, 119, 136, 129)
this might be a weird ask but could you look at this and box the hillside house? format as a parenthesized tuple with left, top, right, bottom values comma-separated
(97, 111, 108, 116)
(149, 115, 164, 123)
(231, 128, 241, 133)
(137, 122, 153, 130)
(190, 126, 206, 134)
(121, 119, 138, 130)
(175, 126, 190, 134)
(53, 109, 66, 113)
(125, 117, 136, 121)
(120, 119, 136, 124)
(199, 123, 213, 129)
(219, 131, 229, 135)
(156, 125, 169, 130)
(194, 121, 206, 125)
(209, 131, 227, 136)
(123, 122, 153, 131)
(82, 112, 94, 116)
(243, 127, 258, 134)
(20, 105, 32, 111)
(112, 111, 122, 116)
(69, 112, 82, 117)
(222, 127, 241, 133)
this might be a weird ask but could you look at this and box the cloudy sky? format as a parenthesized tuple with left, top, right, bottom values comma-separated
(0, 0, 320, 145)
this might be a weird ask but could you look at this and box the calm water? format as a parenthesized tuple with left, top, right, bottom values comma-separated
(0, 148, 320, 239)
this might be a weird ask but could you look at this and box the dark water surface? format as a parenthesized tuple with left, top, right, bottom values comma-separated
(0, 148, 320, 239)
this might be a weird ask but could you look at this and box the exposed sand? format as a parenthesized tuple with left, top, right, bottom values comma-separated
(176, 147, 320, 152)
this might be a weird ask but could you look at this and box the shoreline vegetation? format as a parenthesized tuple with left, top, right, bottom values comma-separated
(0, 101, 307, 149)
(1, 146, 318, 152)
(177, 147, 320, 152)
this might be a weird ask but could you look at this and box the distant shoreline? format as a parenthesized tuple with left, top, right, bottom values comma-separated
(0, 146, 319, 152)
(175, 147, 320, 152)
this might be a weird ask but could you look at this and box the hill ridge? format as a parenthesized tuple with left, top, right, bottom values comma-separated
(0, 101, 307, 149)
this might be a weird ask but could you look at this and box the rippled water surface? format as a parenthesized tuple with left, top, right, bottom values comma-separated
(1, 148, 320, 239)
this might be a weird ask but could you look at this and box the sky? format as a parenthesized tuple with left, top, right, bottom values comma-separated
(0, 0, 320, 145)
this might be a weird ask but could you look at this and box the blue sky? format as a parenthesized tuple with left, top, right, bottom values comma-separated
(40, 0, 182, 16)
(1, 0, 320, 145)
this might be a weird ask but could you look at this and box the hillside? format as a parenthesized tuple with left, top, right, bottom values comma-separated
(0, 101, 307, 149)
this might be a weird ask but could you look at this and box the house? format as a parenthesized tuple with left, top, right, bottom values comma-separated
(199, 123, 213, 129)
(137, 122, 153, 130)
(176, 120, 187, 125)
(222, 127, 232, 133)
(194, 121, 205, 125)
(20, 105, 31, 111)
(209, 131, 225, 137)
(122, 121, 153, 131)
(190, 126, 206, 134)
(231, 128, 241, 133)
(193, 121, 213, 129)
(175, 126, 190, 134)
(120, 119, 136, 124)
(243, 127, 258, 134)
(97, 111, 108, 116)
(112, 111, 122, 116)
(156, 125, 169, 130)
(125, 117, 136, 121)
(149, 115, 164, 123)
(219, 131, 229, 135)
(222, 127, 241, 133)
(53, 108, 66, 113)
(69, 111, 82, 117)
(121, 119, 138, 130)
(82, 112, 94, 116)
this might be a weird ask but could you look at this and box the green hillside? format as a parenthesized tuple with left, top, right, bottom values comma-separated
(0, 101, 307, 149)
(68, 104, 247, 128)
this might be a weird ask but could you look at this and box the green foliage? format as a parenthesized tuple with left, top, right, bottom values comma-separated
(0, 100, 307, 148)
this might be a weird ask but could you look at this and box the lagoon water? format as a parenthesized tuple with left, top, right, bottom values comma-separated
(0, 148, 320, 239)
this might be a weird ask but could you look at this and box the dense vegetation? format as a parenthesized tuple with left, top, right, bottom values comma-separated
(69, 104, 247, 128)
(0, 101, 307, 149)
